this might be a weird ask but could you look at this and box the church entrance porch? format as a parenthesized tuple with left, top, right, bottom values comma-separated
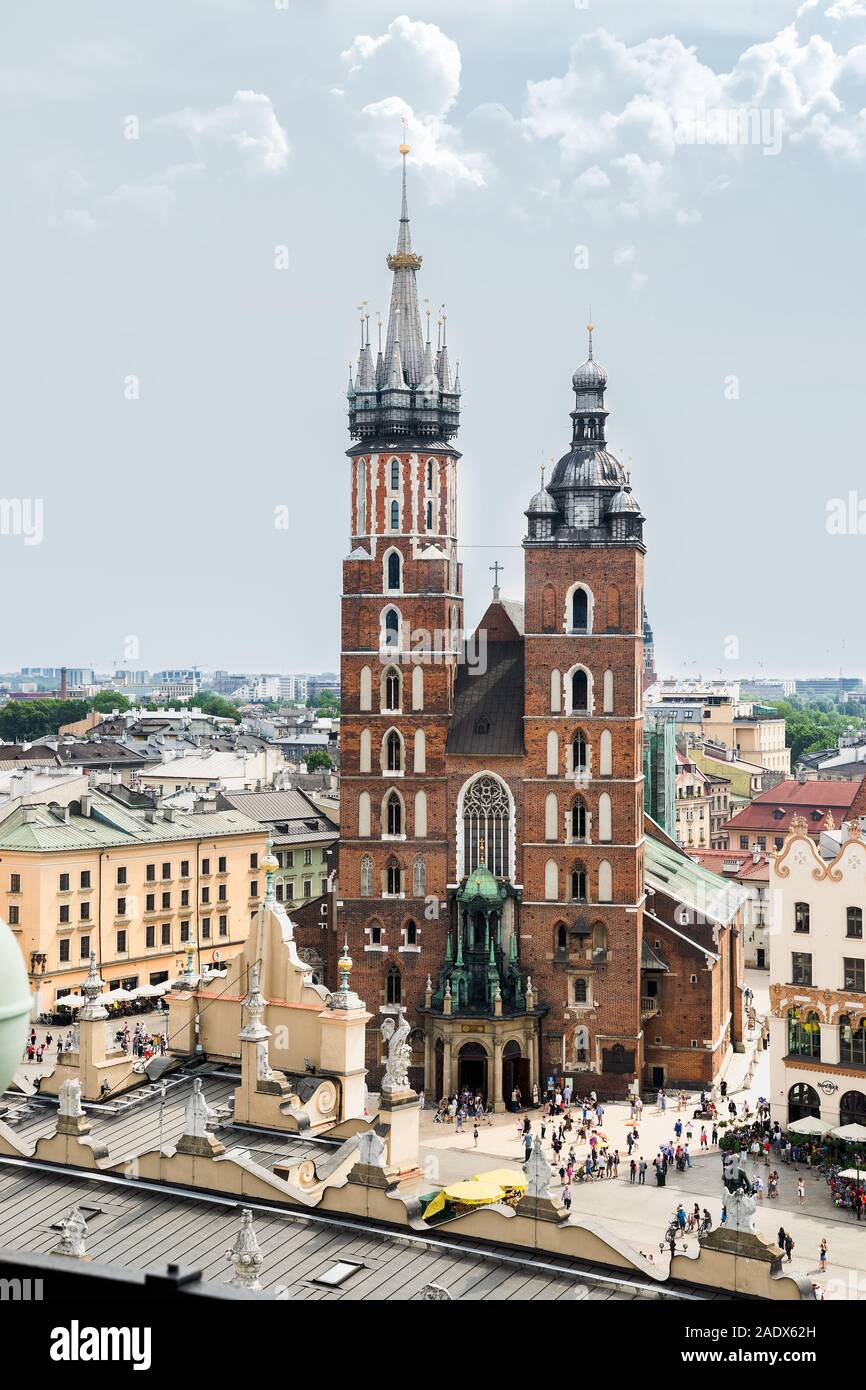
(502, 1040, 530, 1108)
(457, 1041, 488, 1099)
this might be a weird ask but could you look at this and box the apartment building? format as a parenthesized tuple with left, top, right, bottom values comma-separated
(0, 789, 266, 1010)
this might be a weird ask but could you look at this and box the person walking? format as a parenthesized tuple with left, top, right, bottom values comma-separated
(473, 1122, 479, 1148)
(629, 1158, 637, 1184)
(562, 1182, 572, 1212)
(700, 1125, 708, 1151)
(798, 1177, 806, 1206)
(819, 1238, 828, 1272)
(784, 1232, 795, 1263)
(638, 1157, 647, 1185)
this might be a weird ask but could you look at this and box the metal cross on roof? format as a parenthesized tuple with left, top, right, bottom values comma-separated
(489, 560, 503, 600)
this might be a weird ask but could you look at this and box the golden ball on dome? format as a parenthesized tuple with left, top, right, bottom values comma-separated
(338, 952, 353, 973)
(261, 852, 279, 874)
(399, 142, 410, 155)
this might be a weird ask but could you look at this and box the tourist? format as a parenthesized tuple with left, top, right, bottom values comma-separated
(711, 1123, 719, 1146)
(562, 1182, 572, 1212)
(699, 1125, 708, 1151)
(777, 1226, 786, 1252)
(819, 1238, 828, 1272)
(797, 1177, 806, 1207)
(638, 1157, 647, 1185)
(629, 1158, 637, 1184)
(784, 1232, 795, 1263)
(472, 1123, 479, 1148)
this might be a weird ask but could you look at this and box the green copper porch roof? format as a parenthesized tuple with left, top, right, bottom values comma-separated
(457, 861, 505, 904)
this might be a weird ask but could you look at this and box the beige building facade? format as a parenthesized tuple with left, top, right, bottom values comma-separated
(0, 789, 266, 1010)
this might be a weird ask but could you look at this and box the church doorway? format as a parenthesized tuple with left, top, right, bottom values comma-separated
(458, 1041, 488, 1100)
(501, 1039, 529, 1107)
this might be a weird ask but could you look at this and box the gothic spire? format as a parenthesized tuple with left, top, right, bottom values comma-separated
(384, 143, 425, 389)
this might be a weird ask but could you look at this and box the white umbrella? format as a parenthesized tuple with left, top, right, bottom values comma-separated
(839, 1168, 866, 1181)
(56, 994, 84, 1010)
(133, 984, 161, 998)
(786, 1116, 832, 1136)
(832, 1123, 866, 1143)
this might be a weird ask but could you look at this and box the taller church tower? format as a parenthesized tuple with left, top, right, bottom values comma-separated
(521, 327, 647, 1097)
(339, 146, 463, 1086)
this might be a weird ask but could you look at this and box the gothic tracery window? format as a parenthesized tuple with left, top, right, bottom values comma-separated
(462, 775, 510, 878)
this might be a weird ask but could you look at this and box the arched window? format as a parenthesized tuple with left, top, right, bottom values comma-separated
(603, 669, 614, 713)
(360, 854, 373, 896)
(840, 1016, 866, 1065)
(598, 792, 612, 842)
(598, 860, 612, 902)
(571, 668, 589, 712)
(385, 729, 403, 771)
(405, 919, 418, 945)
(413, 856, 426, 897)
(572, 730, 588, 775)
(462, 775, 510, 878)
(426, 459, 434, 490)
(414, 728, 426, 773)
(359, 665, 372, 711)
(573, 980, 588, 1006)
(544, 859, 559, 900)
(545, 792, 558, 841)
(570, 586, 591, 632)
(383, 607, 400, 652)
(599, 729, 613, 776)
(390, 499, 399, 530)
(556, 922, 568, 954)
(546, 729, 559, 776)
(426, 500, 433, 531)
(356, 458, 367, 533)
(414, 788, 427, 837)
(573, 1021, 589, 1059)
(412, 665, 424, 711)
(571, 796, 587, 841)
(788, 1083, 820, 1124)
(542, 583, 556, 633)
(386, 550, 401, 592)
(787, 1007, 821, 1058)
(383, 667, 401, 711)
(386, 965, 402, 1004)
(592, 922, 608, 960)
(359, 728, 372, 773)
(550, 668, 562, 713)
(358, 791, 371, 837)
(386, 857, 402, 895)
(570, 862, 587, 902)
(840, 1090, 866, 1126)
(607, 585, 621, 631)
(385, 792, 402, 837)
(390, 458, 400, 490)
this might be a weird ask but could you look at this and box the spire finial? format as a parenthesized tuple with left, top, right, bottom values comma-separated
(490, 560, 503, 601)
(587, 313, 594, 360)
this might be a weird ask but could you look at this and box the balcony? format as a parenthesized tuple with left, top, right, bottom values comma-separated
(641, 996, 660, 1019)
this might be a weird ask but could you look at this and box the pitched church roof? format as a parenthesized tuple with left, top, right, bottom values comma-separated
(446, 598, 525, 757)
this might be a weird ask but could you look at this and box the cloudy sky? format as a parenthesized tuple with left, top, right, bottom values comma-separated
(3, 0, 866, 679)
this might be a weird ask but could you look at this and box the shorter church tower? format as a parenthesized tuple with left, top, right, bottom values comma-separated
(521, 326, 647, 1097)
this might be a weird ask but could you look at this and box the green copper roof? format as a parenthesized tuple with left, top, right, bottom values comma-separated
(645, 825, 747, 926)
(0, 790, 263, 852)
(457, 861, 504, 904)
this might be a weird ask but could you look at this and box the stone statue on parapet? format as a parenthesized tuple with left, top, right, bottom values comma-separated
(380, 1006, 412, 1094)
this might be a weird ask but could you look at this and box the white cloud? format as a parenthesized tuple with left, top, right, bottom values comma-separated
(152, 91, 290, 175)
(341, 15, 487, 198)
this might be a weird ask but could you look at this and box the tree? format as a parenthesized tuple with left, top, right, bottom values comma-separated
(306, 750, 333, 771)
(0, 699, 90, 742)
(90, 691, 131, 713)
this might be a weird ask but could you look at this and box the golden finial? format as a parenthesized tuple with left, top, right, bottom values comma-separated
(399, 115, 410, 156)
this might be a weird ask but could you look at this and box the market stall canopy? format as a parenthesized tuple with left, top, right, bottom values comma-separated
(838, 1167, 866, 1180)
(833, 1124, 866, 1143)
(444, 1181, 504, 1205)
(133, 984, 161, 998)
(56, 995, 83, 1009)
(786, 1116, 832, 1136)
(474, 1168, 527, 1192)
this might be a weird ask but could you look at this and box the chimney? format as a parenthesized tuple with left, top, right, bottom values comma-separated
(797, 767, 807, 785)
(19, 771, 33, 796)
(60, 667, 68, 700)
(163, 807, 175, 822)
(79, 794, 92, 817)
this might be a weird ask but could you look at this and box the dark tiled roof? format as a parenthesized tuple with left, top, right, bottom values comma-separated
(447, 641, 525, 757)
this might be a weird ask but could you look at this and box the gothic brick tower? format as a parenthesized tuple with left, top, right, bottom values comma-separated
(520, 326, 647, 1097)
(339, 145, 463, 1086)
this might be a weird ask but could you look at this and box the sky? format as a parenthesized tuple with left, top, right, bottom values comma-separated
(2, 0, 866, 680)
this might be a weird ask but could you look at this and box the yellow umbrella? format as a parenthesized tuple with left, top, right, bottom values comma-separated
(474, 1168, 528, 1193)
(444, 1181, 505, 1205)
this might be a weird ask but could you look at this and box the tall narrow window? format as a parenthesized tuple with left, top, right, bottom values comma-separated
(571, 797, 587, 841)
(387, 550, 401, 591)
(356, 458, 366, 533)
(572, 587, 589, 631)
(572, 731, 588, 774)
(390, 458, 400, 489)
(571, 863, 587, 901)
(384, 608, 400, 652)
(572, 669, 589, 712)
(386, 858, 402, 895)
(413, 856, 426, 896)
(383, 667, 400, 711)
(387, 965, 402, 1003)
(360, 855, 373, 896)
(426, 459, 434, 490)
(386, 792, 402, 836)
(426, 500, 433, 531)
(462, 775, 510, 878)
(390, 499, 399, 530)
(385, 730, 402, 771)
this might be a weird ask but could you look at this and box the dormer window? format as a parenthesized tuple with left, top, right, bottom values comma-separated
(474, 716, 490, 735)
